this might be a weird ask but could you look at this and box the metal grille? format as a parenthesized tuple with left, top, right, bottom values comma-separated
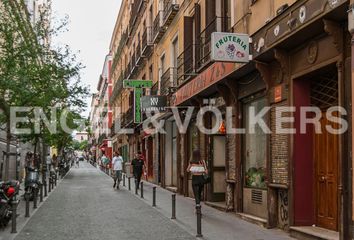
(251, 189, 263, 204)
(311, 67, 338, 110)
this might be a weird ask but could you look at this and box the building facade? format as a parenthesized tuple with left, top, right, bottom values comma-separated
(90, 55, 113, 162)
(99, 0, 354, 239)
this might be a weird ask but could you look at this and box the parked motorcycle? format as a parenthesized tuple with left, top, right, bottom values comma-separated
(24, 167, 40, 201)
(0, 180, 20, 227)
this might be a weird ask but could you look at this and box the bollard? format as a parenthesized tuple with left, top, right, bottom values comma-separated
(10, 200, 18, 234)
(33, 189, 37, 209)
(128, 177, 131, 191)
(140, 182, 144, 198)
(39, 183, 43, 203)
(48, 177, 51, 193)
(44, 180, 47, 197)
(25, 193, 30, 218)
(51, 176, 54, 189)
(55, 174, 57, 186)
(152, 187, 156, 207)
(196, 205, 203, 238)
(123, 174, 126, 187)
(135, 181, 138, 195)
(171, 194, 176, 219)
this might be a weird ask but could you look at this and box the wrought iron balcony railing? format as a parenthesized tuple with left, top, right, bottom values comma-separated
(162, 0, 179, 26)
(112, 29, 128, 72)
(110, 73, 124, 104)
(196, 17, 231, 70)
(153, 12, 165, 44)
(177, 44, 194, 86)
(160, 67, 177, 96)
(142, 26, 153, 57)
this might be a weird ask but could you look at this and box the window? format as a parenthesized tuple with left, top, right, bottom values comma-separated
(243, 97, 267, 189)
(160, 54, 166, 74)
(171, 37, 178, 68)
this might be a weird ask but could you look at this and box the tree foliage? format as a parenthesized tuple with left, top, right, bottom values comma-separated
(0, 0, 90, 173)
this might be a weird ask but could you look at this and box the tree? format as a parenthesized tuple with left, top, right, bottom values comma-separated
(0, 0, 89, 179)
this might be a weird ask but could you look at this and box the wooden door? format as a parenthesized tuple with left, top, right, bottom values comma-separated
(314, 112, 338, 231)
(210, 135, 226, 202)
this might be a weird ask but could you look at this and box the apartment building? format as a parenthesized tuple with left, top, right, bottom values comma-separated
(90, 55, 113, 161)
(106, 0, 353, 238)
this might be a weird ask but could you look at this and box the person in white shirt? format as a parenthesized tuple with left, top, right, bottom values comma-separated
(46, 153, 52, 172)
(112, 151, 124, 189)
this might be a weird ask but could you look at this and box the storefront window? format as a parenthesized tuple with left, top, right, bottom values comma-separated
(244, 97, 267, 189)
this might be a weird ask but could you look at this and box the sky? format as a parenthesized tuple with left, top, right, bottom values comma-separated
(51, 0, 122, 117)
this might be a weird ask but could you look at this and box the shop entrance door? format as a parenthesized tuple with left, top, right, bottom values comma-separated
(210, 135, 226, 202)
(314, 112, 338, 231)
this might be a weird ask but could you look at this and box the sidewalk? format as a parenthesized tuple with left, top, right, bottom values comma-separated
(119, 175, 295, 240)
(0, 170, 68, 240)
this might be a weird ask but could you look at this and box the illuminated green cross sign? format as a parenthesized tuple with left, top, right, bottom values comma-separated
(123, 80, 153, 123)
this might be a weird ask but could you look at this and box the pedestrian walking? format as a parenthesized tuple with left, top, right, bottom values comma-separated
(75, 157, 80, 168)
(112, 151, 123, 189)
(131, 152, 145, 190)
(186, 150, 208, 207)
(46, 153, 52, 172)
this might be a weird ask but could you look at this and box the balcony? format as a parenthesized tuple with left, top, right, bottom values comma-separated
(122, 107, 134, 127)
(142, 27, 153, 57)
(153, 12, 165, 44)
(196, 17, 230, 71)
(129, 0, 147, 35)
(112, 29, 128, 72)
(160, 67, 177, 96)
(162, 0, 179, 26)
(177, 44, 194, 86)
(136, 43, 144, 65)
(110, 73, 124, 104)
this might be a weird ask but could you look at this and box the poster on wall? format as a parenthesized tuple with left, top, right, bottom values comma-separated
(211, 32, 250, 63)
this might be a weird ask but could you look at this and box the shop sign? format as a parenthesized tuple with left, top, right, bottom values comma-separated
(172, 62, 239, 106)
(123, 80, 153, 123)
(211, 32, 250, 63)
(141, 96, 167, 112)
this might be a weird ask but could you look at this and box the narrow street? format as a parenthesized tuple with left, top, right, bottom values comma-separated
(8, 162, 295, 240)
(13, 163, 194, 240)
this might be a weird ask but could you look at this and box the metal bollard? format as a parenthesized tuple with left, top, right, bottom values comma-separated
(44, 180, 47, 197)
(123, 174, 126, 187)
(51, 176, 55, 189)
(140, 182, 144, 198)
(40, 183, 43, 203)
(33, 189, 37, 209)
(25, 193, 30, 218)
(171, 194, 176, 219)
(128, 177, 131, 191)
(48, 177, 51, 193)
(152, 187, 156, 207)
(11, 200, 18, 234)
(135, 181, 138, 195)
(196, 205, 203, 238)
(55, 174, 57, 186)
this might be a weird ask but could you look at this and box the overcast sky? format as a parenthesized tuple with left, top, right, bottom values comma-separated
(52, 0, 122, 117)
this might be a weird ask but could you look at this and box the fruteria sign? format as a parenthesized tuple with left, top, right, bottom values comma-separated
(211, 32, 250, 63)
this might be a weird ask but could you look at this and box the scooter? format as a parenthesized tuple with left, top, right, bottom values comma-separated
(24, 167, 40, 201)
(0, 180, 20, 227)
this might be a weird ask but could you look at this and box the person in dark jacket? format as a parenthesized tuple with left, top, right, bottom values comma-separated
(187, 150, 208, 206)
(131, 152, 145, 190)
